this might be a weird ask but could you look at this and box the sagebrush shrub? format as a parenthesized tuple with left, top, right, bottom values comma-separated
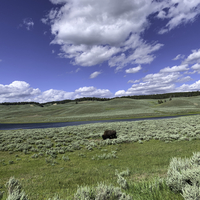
(181, 180, 200, 200)
(73, 182, 132, 200)
(166, 152, 200, 194)
(74, 185, 95, 200)
(4, 177, 29, 200)
(117, 175, 129, 190)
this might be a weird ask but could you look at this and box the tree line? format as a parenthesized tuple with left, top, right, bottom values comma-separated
(118, 91, 200, 100)
(0, 91, 199, 106)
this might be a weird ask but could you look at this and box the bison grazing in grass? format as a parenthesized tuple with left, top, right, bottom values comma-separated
(102, 130, 117, 140)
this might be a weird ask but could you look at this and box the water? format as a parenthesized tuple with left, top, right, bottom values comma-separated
(0, 114, 199, 130)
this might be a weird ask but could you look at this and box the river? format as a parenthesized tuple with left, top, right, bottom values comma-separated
(0, 114, 199, 130)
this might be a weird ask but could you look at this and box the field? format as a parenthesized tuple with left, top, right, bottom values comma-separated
(0, 96, 200, 124)
(1, 96, 200, 199)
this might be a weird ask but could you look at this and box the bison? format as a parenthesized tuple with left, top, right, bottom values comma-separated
(102, 130, 117, 140)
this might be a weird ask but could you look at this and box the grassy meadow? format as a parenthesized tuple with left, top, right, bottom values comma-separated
(1, 96, 200, 199)
(0, 96, 200, 124)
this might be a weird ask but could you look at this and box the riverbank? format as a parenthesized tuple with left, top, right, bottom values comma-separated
(1, 113, 200, 130)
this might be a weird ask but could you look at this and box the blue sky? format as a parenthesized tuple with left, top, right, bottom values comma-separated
(0, 0, 200, 103)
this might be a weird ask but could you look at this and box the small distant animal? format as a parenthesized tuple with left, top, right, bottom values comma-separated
(102, 130, 117, 140)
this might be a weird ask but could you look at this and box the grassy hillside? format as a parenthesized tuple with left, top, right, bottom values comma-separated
(0, 96, 200, 124)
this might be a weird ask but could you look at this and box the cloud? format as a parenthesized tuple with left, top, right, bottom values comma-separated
(65, 68, 81, 74)
(0, 81, 113, 103)
(176, 76, 193, 83)
(127, 80, 140, 84)
(42, 0, 200, 71)
(172, 54, 185, 60)
(142, 72, 181, 85)
(184, 71, 196, 75)
(75, 68, 81, 73)
(159, 64, 189, 73)
(125, 65, 142, 74)
(74, 86, 113, 99)
(35, 89, 74, 103)
(42, 0, 167, 71)
(191, 63, 200, 73)
(157, 0, 200, 34)
(176, 80, 200, 91)
(115, 72, 178, 96)
(183, 49, 200, 64)
(70, 46, 121, 67)
(0, 59, 2, 62)
(0, 81, 41, 103)
(115, 90, 126, 96)
(1, 74, 199, 103)
(19, 18, 34, 30)
(49, 0, 67, 4)
(90, 71, 102, 79)
(115, 67, 196, 97)
(109, 39, 163, 72)
(37, 86, 113, 102)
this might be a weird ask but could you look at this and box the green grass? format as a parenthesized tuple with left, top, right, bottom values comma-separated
(1, 138, 196, 200)
(1, 97, 200, 199)
(1, 96, 200, 124)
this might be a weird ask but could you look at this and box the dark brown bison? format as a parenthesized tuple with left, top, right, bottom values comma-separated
(102, 130, 117, 140)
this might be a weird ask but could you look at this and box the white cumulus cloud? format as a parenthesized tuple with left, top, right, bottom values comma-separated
(0, 81, 113, 103)
(159, 64, 189, 73)
(35, 89, 74, 103)
(183, 49, 200, 65)
(109, 40, 164, 72)
(42, 0, 200, 72)
(126, 65, 142, 74)
(42, 0, 166, 71)
(176, 80, 200, 91)
(115, 67, 196, 97)
(115, 72, 179, 96)
(90, 71, 102, 79)
(176, 76, 193, 83)
(74, 86, 112, 99)
(0, 81, 41, 102)
(191, 63, 200, 73)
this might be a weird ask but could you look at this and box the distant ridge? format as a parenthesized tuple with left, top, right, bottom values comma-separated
(0, 90, 199, 106)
